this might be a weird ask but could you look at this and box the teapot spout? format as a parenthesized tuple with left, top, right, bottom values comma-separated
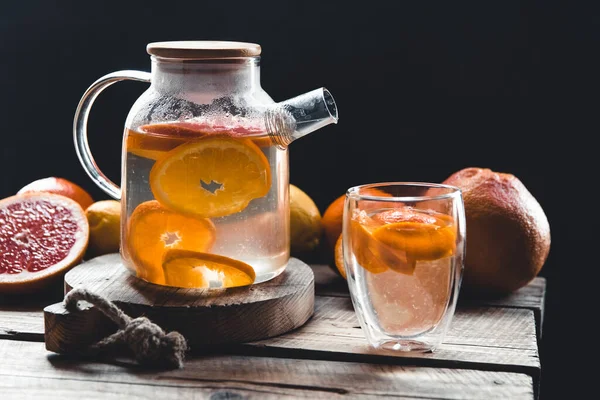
(266, 88, 338, 148)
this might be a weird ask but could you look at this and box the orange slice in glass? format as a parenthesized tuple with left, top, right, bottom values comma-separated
(372, 213, 456, 263)
(372, 208, 438, 225)
(352, 207, 456, 275)
(126, 200, 216, 285)
(149, 135, 271, 218)
(162, 249, 255, 289)
(350, 220, 389, 274)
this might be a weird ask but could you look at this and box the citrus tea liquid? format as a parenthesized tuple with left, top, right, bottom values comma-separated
(347, 207, 456, 341)
(360, 249, 452, 337)
(121, 123, 289, 288)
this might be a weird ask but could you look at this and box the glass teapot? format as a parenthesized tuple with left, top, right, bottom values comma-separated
(73, 41, 338, 289)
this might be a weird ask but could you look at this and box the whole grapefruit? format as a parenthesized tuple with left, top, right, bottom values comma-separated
(0, 193, 89, 293)
(442, 167, 551, 295)
(18, 177, 94, 210)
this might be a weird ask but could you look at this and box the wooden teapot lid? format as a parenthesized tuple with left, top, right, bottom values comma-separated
(147, 41, 261, 59)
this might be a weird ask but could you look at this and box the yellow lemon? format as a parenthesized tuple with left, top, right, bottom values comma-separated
(290, 184, 322, 255)
(85, 200, 121, 257)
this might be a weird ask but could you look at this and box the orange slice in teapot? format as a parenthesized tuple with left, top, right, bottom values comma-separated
(126, 200, 216, 285)
(162, 249, 255, 289)
(149, 135, 271, 218)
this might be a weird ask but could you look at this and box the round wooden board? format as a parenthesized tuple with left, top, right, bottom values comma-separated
(44, 253, 314, 353)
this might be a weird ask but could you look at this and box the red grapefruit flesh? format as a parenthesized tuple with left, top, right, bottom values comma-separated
(0, 193, 89, 293)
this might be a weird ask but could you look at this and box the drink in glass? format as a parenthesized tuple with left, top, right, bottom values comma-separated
(343, 183, 465, 352)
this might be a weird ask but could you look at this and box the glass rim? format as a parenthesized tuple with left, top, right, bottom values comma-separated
(346, 182, 462, 202)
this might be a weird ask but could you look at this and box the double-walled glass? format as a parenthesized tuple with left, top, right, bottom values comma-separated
(343, 183, 465, 352)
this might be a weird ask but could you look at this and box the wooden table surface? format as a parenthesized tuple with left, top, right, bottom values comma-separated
(0, 263, 545, 400)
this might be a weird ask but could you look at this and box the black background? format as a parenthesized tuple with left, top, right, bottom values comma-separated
(1, 1, 595, 398)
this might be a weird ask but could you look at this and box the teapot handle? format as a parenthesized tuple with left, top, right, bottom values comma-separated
(73, 70, 151, 200)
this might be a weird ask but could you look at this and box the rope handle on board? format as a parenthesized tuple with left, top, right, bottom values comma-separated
(64, 288, 188, 369)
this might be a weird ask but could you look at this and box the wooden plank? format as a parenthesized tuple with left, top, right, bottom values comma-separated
(0, 289, 62, 341)
(249, 296, 540, 377)
(0, 304, 45, 341)
(471, 278, 547, 340)
(0, 339, 534, 399)
(39, 296, 538, 376)
(2, 296, 540, 376)
(0, 307, 44, 341)
(312, 264, 546, 338)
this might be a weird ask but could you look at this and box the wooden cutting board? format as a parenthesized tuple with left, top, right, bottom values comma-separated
(43, 254, 314, 354)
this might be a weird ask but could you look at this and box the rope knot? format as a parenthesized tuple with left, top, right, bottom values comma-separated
(123, 317, 188, 368)
(64, 288, 188, 369)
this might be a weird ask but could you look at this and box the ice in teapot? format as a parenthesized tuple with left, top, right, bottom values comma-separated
(73, 41, 338, 289)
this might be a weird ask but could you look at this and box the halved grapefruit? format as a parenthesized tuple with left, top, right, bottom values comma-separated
(0, 193, 89, 293)
(17, 176, 94, 210)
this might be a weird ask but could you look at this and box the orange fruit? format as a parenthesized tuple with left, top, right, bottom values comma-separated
(149, 135, 271, 218)
(322, 194, 346, 256)
(162, 249, 255, 289)
(442, 167, 550, 294)
(0, 193, 89, 293)
(17, 177, 94, 210)
(333, 234, 347, 279)
(322, 188, 395, 275)
(126, 200, 216, 285)
(322, 188, 394, 255)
